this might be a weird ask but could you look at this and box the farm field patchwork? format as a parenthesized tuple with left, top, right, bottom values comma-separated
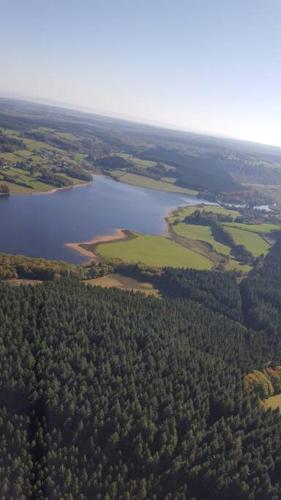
(0, 128, 92, 193)
(167, 203, 273, 269)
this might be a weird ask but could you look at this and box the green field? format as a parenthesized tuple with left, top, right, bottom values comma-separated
(224, 225, 270, 257)
(53, 131, 79, 142)
(169, 204, 240, 223)
(0, 181, 32, 194)
(22, 138, 63, 153)
(112, 172, 198, 195)
(96, 233, 213, 269)
(114, 153, 157, 169)
(263, 394, 281, 412)
(173, 222, 231, 256)
(224, 222, 280, 234)
(86, 273, 159, 296)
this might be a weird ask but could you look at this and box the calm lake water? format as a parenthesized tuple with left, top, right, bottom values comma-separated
(0, 176, 207, 264)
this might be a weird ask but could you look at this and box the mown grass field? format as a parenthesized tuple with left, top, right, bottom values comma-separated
(173, 222, 231, 256)
(86, 273, 159, 296)
(263, 395, 281, 412)
(224, 222, 280, 234)
(111, 171, 198, 195)
(223, 225, 270, 257)
(96, 233, 213, 269)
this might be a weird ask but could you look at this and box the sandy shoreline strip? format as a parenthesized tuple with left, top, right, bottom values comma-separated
(90, 228, 128, 245)
(67, 199, 201, 263)
(67, 204, 194, 263)
(31, 178, 93, 196)
(164, 207, 177, 237)
(65, 228, 128, 262)
(164, 204, 190, 236)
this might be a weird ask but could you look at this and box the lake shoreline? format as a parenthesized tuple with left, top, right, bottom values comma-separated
(27, 178, 93, 196)
(164, 207, 177, 237)
(65, 228, 129, 263)
(1, 174, 208, 264)
(6, 175, 95, 197)
(66, 202, 203, 263)
(66, 206, 187, 263)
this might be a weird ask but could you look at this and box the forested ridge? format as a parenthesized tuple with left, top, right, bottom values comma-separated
(2, 242, 281, 500)
(241, 240, 281, 334)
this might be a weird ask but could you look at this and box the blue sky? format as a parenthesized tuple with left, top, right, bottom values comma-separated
(1, 0, 281, 146)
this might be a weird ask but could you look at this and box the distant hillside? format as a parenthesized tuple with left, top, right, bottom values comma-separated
(138, 147, 241, 192)
(1, 98, 281, 197)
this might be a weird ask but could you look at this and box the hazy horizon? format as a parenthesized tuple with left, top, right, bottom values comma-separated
(3, 93, 281, 154)
(1, 0, 281, 147)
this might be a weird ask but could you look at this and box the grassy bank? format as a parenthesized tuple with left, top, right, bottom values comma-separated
(95, 232, 213, 269)
(172, 222, 231, 256)
(110, 171, 198, 195)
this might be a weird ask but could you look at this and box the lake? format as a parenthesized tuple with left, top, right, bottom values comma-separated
(0, 176, 208, 264)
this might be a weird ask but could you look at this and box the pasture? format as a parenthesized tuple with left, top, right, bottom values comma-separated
(96, 233, 213, 269)
(173, 222, 231, 256)
(224, 222, 280, 234)
(223, 225, 270, 257)
(112, 172, 198, 195)
(86, 273, 159, 296)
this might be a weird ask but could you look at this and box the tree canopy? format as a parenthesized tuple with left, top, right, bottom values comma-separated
(1, 254, 281, 498)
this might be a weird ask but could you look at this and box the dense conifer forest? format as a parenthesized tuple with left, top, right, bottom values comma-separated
(241, 240, 281, 334)
(1, 242, 281, 498)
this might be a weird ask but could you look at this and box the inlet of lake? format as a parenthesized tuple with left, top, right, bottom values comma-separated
(0, 175, 209, 264)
